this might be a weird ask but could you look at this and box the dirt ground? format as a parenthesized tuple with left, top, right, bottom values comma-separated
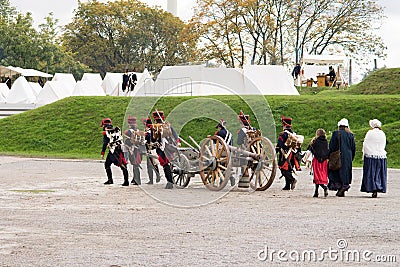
(0, 156, 399, 266)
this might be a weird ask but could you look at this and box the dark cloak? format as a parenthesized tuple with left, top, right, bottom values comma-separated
(328, 129, 356, 190)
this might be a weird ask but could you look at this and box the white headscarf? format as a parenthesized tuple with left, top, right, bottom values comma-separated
(337, 118, 349, 127)
(363, 120, 386, 158)
(369, 119, 382, 129)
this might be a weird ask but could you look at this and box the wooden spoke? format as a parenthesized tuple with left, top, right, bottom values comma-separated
(247, 137, 277, 191)
(200, 135, 231, 191)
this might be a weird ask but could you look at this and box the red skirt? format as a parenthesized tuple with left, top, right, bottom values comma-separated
(312, 158, 328, 185)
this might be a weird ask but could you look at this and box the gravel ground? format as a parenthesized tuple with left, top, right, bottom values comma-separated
(0, 156, 399, 266)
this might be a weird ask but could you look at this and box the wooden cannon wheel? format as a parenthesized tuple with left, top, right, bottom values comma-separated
(171, 154, 191, 189)
(245, 136, 277, 191)
(199, 136, 231, 191)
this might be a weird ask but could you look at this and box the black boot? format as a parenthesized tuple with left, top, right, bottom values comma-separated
(336, 188, 345, 197)
(104, 168, 113, 185)
(372, 191, 377, 198)
(122, 167, 129, 186)
(163, 165, 173, 189)
(321, 185, 328, 197)
(282, 177, 291, 190)
(291, 178, 297, 190)
(313, 184, 319, 197)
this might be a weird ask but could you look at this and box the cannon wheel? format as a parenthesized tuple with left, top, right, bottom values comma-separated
(171, 154, 191, 189)
(199, 136, 231, 191)
(245, 136, 277, 191)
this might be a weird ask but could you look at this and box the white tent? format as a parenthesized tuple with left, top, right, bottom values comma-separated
(0, 91, 6, 103)
(81, 73, 103, 88)
(0, 83, 10, 99)
(6, 76, 37, 104)
(102, 72, 123, 96)
(52, 73, 77, 92)
(0, 66, 52, 78)
(243, 65, 299, 95)
(29, 82, 42, 97)
(36, 81, 73, 106)
(72, 80, 106, 96)
(142, 65, 298, 96)
(301, 65, 328, 82)
(301, 54, 348, 86)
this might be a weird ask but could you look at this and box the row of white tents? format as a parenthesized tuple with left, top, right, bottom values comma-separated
(0, 65, 299, 106)
(0, 69, 154, 105)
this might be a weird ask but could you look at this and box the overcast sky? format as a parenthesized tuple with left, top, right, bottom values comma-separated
(8, 0, 400, 68)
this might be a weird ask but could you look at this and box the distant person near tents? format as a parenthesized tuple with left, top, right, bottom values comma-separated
(122, 69, 130, 92)
(128, 68, 137, 91)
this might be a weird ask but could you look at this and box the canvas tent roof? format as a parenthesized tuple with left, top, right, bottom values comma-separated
(6, 76, 37, 104)
(142, 65, 298, 96)
(0, 83, 10, 99)
(82, 73, 103, 87)
(243, 65, 298, 95)
(0, 66, 19, 77)
(102, 72, 123, 96)
(36, 81, 73, 106)
(52, 73, 77, 91)
(302, 54, 346, 64)
(0, 90, 6, 103)
(72, 80, 106, 96)
(0, 66, 53, 78)
(29, 82, 42, 97)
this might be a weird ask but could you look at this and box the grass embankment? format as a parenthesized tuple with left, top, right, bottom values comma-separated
(0, 94, 399, 168)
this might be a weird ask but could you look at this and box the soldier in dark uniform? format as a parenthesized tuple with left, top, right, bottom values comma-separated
(142, 117, 161, 184)
(215, 119, 233, 145)
(276, 116, 301, 190)
(215, 119, 235, 186)
(101, 118, 129, 186)
(124, 116, 142, 185)
(145, 111, 175, 189)
(237, 111, 257, 148)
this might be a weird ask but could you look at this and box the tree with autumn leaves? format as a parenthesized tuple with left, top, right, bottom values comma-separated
(190, 0, 386, 68)
(62, 0, 199, 75)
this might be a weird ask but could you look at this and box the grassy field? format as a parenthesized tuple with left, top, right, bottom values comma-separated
(0, 90, 399, 167)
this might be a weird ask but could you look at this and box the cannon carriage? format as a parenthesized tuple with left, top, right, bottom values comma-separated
(169, 129, 277, 191)
(124, 118, 277, 191)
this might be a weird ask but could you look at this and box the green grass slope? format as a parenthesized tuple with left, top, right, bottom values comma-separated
(0, 94, 399, 168)
(349, 68, 400, 94)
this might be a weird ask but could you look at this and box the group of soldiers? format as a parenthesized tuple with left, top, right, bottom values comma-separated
(100, 110, 303, 191)
(100, 110, 180, 189)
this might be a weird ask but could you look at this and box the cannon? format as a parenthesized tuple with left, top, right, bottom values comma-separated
(169, 134, 277, 191)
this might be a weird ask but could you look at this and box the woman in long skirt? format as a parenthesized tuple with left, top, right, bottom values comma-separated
(308, 129, 330, 197)
(361, 119, 387, 198)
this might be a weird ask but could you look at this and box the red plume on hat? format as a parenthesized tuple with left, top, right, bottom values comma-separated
(281, 115, 292, 127)
(238, 110, 250, 126)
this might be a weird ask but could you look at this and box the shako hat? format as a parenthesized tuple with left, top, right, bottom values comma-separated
(100, 118, 112, 127)
(127, 115, 137, 125)
(152, 110, 165, 121)
(281, 115, 292, 127)
(216, 118, 226, 128)
(238, 111, 250, 126)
